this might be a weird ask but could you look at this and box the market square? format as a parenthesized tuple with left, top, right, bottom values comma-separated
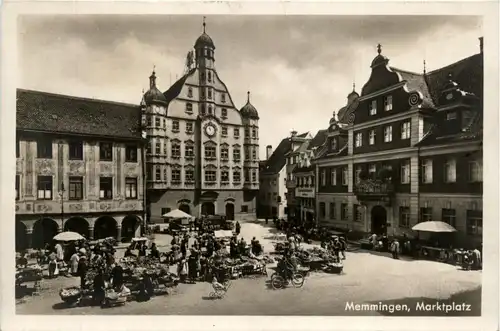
(11, 14, 485, 317)
(16, 220, 481, 316)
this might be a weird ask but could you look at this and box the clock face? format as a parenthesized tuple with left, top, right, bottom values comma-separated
(205, 123, 216, 137)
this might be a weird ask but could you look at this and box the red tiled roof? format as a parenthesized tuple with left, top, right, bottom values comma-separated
(16, 89, 142, 140)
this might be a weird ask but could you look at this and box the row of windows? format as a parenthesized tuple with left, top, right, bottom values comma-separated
(354, 121, 411, 147)
(147, 143, 246, 161)
(368, 95, 393, 116)
(296, 176, 314, 187)
(421, 159, 482, 184)
(318, 202, 482, 235)
(15, 175, 137, 201)
(320, 168, 349, 186)
(148, 167, 258, 183)
(16, 140, 138, 162)
(319, 159, 483, 187)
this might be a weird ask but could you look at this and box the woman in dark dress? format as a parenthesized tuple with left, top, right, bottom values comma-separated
(111, 264, 124, 289)
(92, 269, 106, 306)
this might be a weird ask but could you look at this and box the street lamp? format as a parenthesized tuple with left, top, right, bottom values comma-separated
(59, 182, 65, 231)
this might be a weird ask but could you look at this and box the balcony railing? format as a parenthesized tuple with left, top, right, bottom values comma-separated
(354, 179, 394, 197)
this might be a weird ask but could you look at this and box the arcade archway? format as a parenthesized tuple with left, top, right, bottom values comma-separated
(32, 218, 59, 249)
(94, 216, 118, 240)
(371, 205, 387, 235)
(64, 217, 90, 239)
(201, 202, 215, 216)
(121, 215, 140, 241)
(225, 203, 235, 220)
(16, 221, 28, 252)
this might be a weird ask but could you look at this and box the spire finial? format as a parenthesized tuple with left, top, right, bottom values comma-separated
(423, 60, 426, 75)
(377, 43, 382, 55)
(247, 91, 250, 103)
(153, 64, 156, 73)
(352, 82, 356, 92)
(332, 110, 337, 120)
(203, 16, 206, 33)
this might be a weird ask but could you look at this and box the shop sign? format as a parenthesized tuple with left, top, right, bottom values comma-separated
(295, 188, 315, 198)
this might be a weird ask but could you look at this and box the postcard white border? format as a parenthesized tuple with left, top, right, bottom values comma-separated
(1, 1, 498, 331)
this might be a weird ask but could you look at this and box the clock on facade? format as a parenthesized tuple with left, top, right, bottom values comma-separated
(204, 123, 217, 137)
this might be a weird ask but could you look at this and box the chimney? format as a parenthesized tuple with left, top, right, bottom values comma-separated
(479, 37, 483, 53)
(266, 145, 272, 160)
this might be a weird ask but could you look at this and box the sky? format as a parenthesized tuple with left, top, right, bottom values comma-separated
(18, 15, 482, 159)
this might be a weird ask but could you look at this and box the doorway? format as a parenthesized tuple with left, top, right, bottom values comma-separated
(371, 205, 388, 235)
(201, 202, 215, 216)
(225, 203, 235, 220)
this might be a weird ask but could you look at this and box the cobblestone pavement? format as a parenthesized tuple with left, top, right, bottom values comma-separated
(16, 220, 481, 316)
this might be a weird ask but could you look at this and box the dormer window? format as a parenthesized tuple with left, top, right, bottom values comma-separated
(462, 110, 474, 128)
(187, 87, 193, 98)
(369, 100, 377, 115)
(208, 89, 212, 100)
(446, 112, 457, 121)
(331, 138, 337, 150)
(186, 103, 193, 113)
(221, 93, 226, 103)
(384, 95, 393, 111)
(201, 89, 206, 99)
(201, 73, 206, 82)
(200, 104, 206, 116)
(208, 72, 212, 82)
(208, 105, 213, 115)
(221, 108, 228, 118)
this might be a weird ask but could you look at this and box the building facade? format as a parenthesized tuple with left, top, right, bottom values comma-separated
(258, 142, 288, 219)
(314, 41, 483, 247)
(292, 130, 327, 224)
(284, 131, 312, 218)
(143, 22, 260, 222)
(15, 90, 145, 250)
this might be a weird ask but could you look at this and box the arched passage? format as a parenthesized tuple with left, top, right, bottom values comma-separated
(201, 202, 215, 216)
(64, 217, 90, 239)
(371, 205, 387, 235)
(16, 221, 28, 252)
(121, 215, 140, 240)
(32, 218, 59, 249)
(225, 203, 235, 220)
(94, 216, 118, 240)
(179, 204, 191, 215)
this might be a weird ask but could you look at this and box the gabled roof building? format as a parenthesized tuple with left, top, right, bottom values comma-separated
(313, 40, 483, 247)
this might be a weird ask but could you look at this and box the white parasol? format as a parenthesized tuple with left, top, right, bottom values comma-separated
(53, 231, 85, 242)
(412, 221, 457, 233)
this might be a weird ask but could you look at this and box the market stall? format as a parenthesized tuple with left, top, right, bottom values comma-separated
(412, 221, 457, 263)
(162, 209, 195, 234)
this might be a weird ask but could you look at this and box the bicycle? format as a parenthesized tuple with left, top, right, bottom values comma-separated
(270, 271, 305, 290)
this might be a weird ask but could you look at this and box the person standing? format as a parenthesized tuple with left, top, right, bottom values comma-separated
(77, 255, 88, 289)
(70, 251, 80, 275)
(339, 236, 347, 260)
(55, 242, 64, 262)
(235, 221, 241, 235)
(391, 239, 400, 259)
